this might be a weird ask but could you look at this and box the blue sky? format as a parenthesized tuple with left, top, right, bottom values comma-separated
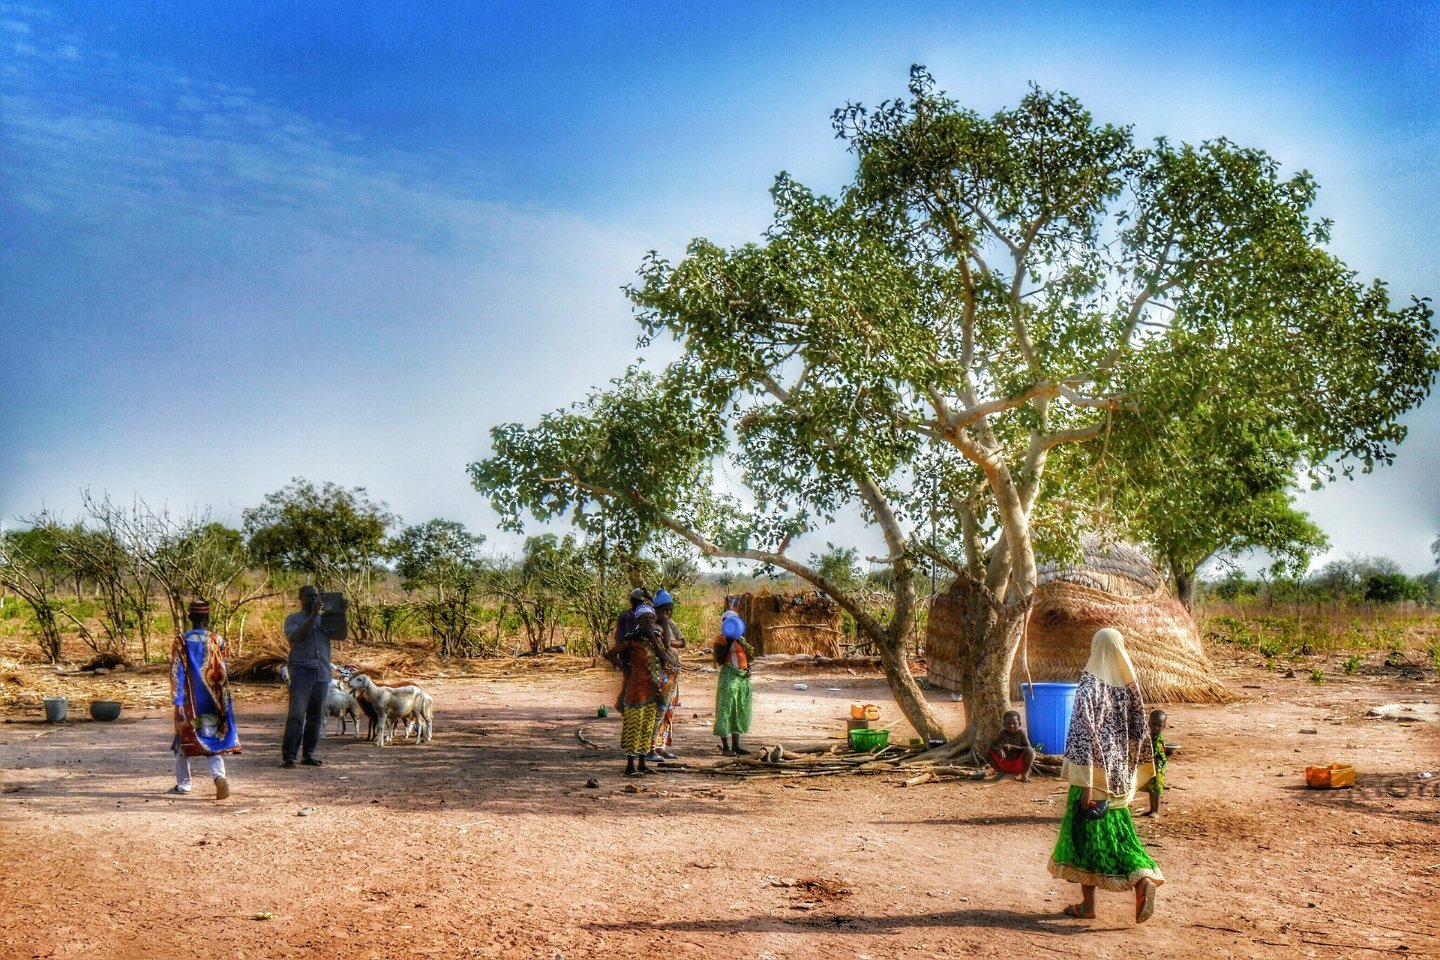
(2, 1, 1437, 571)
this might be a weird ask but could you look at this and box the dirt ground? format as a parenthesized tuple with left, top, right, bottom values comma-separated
(1, 656, 1438, 960)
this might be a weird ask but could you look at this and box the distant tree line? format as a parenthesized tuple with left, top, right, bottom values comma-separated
(1205, 547, 1440, 608)
(0, 478, 699, 664)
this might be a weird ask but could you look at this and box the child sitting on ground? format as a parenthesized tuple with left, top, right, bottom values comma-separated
(1139, 709, 1167, 816)
(988, 710, 1036, 782)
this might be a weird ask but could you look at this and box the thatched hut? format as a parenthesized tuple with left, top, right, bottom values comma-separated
(925, 541, 1232, 704)
(728, 590, 844, 657)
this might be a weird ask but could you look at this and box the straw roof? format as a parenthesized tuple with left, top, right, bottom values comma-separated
(728, 590, 843, 657)
(1036, 538, 1160, 598)
(1017, 580, 1232, 703)
(925, 543, 1232, 704)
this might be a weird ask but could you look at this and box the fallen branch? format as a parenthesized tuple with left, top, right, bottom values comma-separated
(575, 728, 599, 750)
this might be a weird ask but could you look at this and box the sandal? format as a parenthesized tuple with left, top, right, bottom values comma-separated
(1063, 904, 1096, 919)
(1136, 879, 1157, 923)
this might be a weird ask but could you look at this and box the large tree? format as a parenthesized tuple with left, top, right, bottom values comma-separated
(243, 478, 396, 640)
(473, 70, 1436, 754)
(0, 521, 72, 663)
(392, 519, 487, 657)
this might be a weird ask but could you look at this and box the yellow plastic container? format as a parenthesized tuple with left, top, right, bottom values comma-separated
(863, 703, 881, 722)
(1305, 762, 1355, 789)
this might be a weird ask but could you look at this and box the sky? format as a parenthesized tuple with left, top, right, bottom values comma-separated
(2, 1, 1438, 574)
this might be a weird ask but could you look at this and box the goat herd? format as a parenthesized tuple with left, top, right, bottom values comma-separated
(279, 665, 435, 747)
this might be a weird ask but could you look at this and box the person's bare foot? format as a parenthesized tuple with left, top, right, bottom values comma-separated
(1063, 903, 1096, 919)
(1135, 879, 1157, 923)
(1018, 774, 1031, 783)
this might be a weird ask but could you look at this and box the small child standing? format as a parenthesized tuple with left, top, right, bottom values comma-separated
(1140, 709, 1168, 816)
(988, 710, 1036, 782)
(712, 611, 753, 756)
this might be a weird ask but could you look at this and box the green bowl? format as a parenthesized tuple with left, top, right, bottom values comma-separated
(848, 728, 890, 752)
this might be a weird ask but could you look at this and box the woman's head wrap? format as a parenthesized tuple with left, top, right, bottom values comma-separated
(635, 604, 656, 619)
(1083, 627, 1139, 688)
(653, 589, 673, 607)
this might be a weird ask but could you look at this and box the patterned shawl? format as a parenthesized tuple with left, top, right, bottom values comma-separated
(1060, 672, 1156, 803)
(170, 630, 241, 757)
(1060, 629, 1154, 803)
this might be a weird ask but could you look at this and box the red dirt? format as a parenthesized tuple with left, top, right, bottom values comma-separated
(2, 658, 1437, 959)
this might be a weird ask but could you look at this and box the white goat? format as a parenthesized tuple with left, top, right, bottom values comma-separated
(392, 689, 434, 744)
(325, 680, 361, 737)
(348, 674, 429, 747)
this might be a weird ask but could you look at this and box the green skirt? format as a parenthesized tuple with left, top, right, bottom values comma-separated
(1048, 786, 1165, 892)
(712, 665, 752, 737)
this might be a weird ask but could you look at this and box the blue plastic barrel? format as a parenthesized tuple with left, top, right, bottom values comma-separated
(1020, 682, 1078, 755)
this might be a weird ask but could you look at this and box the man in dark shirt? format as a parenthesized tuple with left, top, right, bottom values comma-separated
(613, 587, 650, 645)
(281, 585, 331, 768)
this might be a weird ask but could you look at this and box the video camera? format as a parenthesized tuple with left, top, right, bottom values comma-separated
(319, 591, 349, 643)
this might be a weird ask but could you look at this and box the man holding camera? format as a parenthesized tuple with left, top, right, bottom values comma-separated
(281, 585, 331, 768)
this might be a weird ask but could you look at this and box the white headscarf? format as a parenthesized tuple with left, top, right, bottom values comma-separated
(1084, 627, 1140, 689)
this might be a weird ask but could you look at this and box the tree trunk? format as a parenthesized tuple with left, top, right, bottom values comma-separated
(920, 575, 1030, 763)
(1174, 569, 1198, 612)
(957, 596, 1029, 758)
(868, 621, 947, 743)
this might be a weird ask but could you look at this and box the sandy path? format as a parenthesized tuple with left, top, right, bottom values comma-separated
(2, 662, 1437, 959)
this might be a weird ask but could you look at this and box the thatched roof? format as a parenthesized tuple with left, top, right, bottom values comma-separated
(925, 542, 1232, 704)
(1017, 579, 1232, 703)
(1037, 538, 1160, 598)
(728, 591, 843, 657)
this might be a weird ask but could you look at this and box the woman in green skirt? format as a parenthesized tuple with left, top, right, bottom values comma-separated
(712, 611, 753, 756)
(1049, 627, 1164, 923)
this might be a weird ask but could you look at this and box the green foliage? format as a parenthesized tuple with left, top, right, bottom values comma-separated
(471, 68, 1437, 744)
(0, 522, 71, 662)
(243, 479, 396, 640)
(811, 543, 862, 593)
(1310, 667, 1325, 684)
(243, 478, 396, 585)
(1343, 652, 1361, 675)
(1207, 553, 1436, 608)
(391, 519, 487, 657)
(1363, 572, 1425, 604)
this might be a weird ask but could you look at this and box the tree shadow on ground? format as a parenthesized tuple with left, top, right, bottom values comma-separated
(1284, 777, 1440, 828)
(584, 906, 1128, 937)
(894, 813, 1059, 828)
(0, 702, 752, 820)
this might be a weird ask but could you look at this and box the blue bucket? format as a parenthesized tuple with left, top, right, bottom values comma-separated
(1020, 682, 1077, 755)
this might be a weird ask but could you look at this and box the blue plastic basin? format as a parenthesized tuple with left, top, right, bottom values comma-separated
(1020, 682, 1078, 755)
